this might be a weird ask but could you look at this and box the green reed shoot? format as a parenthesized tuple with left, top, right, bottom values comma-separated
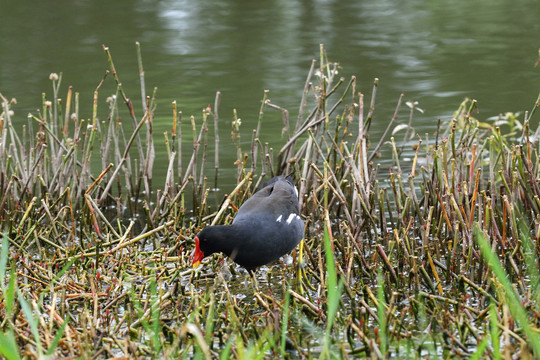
(474, 224, 540, 357)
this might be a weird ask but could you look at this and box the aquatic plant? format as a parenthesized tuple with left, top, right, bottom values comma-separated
(0, 44, 539, 358)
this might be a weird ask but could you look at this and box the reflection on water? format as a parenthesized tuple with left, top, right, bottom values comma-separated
(1, 0, 539, 188)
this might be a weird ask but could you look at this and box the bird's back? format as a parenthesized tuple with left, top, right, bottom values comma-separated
(229, 175, 304, 269)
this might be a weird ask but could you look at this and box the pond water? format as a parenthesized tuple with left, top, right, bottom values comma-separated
(1, 0, 539, 189)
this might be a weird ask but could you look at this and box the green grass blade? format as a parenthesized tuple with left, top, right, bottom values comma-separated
(280, 286, 291, 355)
(244, 330, 274, 360)
(321, 222, 343, 359)
(377, 269, 387, 356)
(489, 302, 501, 360)
(45, 320, 68, 356)
(4, 268, 16, 319)
(219, 337, 233, 360)
(149, 278, 162, 356)
(469, 335, 489, 360)
(474, 223, 540, 357)
(204, 293, 216, 345)
(518, 218, 540, 302)
(0, 331, 21, 360)
(17, 288, 43, 356)
(52, 257, 76, 283)
(0, 234, 9, 286)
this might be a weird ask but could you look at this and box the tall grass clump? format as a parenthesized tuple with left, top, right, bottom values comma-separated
(0, 43, 539, 358)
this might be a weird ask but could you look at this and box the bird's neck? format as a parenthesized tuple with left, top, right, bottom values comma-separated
(204, 224, 243, 257)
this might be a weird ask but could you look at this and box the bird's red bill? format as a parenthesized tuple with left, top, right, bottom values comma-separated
(192, 236, 205, 268)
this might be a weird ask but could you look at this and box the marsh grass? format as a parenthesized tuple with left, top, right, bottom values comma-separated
(0, 44, 539, 358)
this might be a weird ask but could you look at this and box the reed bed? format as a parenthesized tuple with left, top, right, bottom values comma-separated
(0, 44, 539, 359)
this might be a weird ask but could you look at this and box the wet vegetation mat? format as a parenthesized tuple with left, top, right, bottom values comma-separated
(1, 44, 540, 358)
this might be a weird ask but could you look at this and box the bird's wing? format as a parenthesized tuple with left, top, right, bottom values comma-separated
(233, 177, 299, 224)
(232, 184, 274, 223)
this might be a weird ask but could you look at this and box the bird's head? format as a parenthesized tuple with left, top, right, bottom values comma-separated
(192, 228, 213, 268)
(192, 236, 206, 268)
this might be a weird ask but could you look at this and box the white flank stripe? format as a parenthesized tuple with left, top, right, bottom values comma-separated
(286, 213, 296, 225)
(276, 215, 283, 222)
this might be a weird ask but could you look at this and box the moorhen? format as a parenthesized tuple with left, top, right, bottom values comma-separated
(192, 175, 304, 272)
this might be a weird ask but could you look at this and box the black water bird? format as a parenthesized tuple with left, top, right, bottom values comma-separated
(192, 175, 304, 272)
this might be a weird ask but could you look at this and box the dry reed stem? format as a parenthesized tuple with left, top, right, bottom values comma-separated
(0, 45, 539, 359)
